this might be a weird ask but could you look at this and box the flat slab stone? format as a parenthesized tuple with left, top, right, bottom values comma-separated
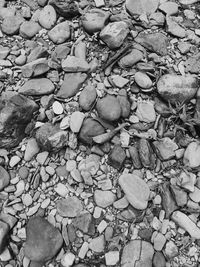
(19, 78, 55, 96)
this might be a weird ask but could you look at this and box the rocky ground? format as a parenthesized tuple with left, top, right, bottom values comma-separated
(1, 0, 200, 266)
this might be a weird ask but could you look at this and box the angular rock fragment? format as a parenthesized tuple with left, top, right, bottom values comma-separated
(57, 196, 83, 217)
(108, 145, 126, 170)
(48, 21, 71, 44)
(21, 58, 49, 78)
(138, 139, 156, 169)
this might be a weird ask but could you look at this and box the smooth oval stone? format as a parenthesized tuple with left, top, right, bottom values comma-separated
(134, 72, 153, 89)
(2, 15, 24, 35)
(119, 174, 150, 210)
(183, 141, 200, 168)
(126, 0, 159, 15)
(20, 21, 41, 39)
(19, 78, 55, 96)
(79, 84, 97, 111)
(70, 111, 85, 133)
(96, 95, 121, 121)
(48, 21, 71, 44)
(157, 74, 198, 103)
(94, 190, 116, 208)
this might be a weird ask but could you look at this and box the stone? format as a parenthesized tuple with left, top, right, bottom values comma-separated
(0, 7, 16, 20)
(117, 89, 131, 118)
(94, 190, 116, 208)
(165, 241, 178, 259)
(121, 240, 154, 267)
(19, 78, 55, 96)
(20, 21, 41, 39)
(1, 15, 24, 35)
(108, 145, 126, 170)
(79, 84, 97, 111)
(111, 75, 129, 88)
(153, 233, 166, 251)
(161, 183, 178, 219)
(48, 21, 71, 44)
(78, 118, 105, 145)
(105, 251, 119, 265)
(0, 94, 38, 148)
(57, 73, 87, 99)
(129, 146, 142, 169)
(0, 220, 9, 253)
(61, 252, 75, 267)
(166, 16, 186, 38)
(36, 151, 49, 165)
(153, 137, 178, 161)
(135, 32, 168, 56)
(24, 216, 63, 262)
(100, 21, 129, 49)
(72, 212, 94, 234)
(70, 111, 85, 133)
(9, 155, 21, 167)
(52, 101, 63, 115)
(22, 193, 33, 206)
(56, 196, 83, 217)
(0, 212, 17, 229)
(82, 9, 110, 34)
(136, 101, 156, 123)
(0, 46, 10, 60)
(157, 74, 198, 104)
(153, 251, 166, 267)
(15, 55, 27, 65)
(21, 58, 49, 78)
(27, 46, 48, 63)
(96, 95, 121, 121)
(189, 186, 200, 202)
(62, 56, 90, 72)
(185, 53, 200, 74)
(36, 122, 68, 152)
(89, 235, 105, 253)
(159, 2, 178, 15)
(0, 166, 10, 191)
(119, 173, 150, 210)
(24, 138, 40, 161)
(183, 142, 200, 168)
(49, 0, 80, 19)
(18, 166, 29, 179)
(118, 49, 144, 68)
(134, 72, 153, 89)
(170, 185, 187, 206)
(125, 0, 159, 15)
(54, 183, 68, 197)
(39, 5, 57, 29)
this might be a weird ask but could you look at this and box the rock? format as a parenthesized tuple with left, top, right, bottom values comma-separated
(36, 122, 68, 151)
(119, 49, 144, 68)
(1, 15, 24, 35)
(70, 111, 85, 133)
(161, 183, 178, 219)
(0, 166, 10, 191)
(172, 211, 200, 239)
(9, 155, 21, 167)
(166, 16, 186, 38)
(79, 84, 97, 111)
(0, 46, 10, 60)
(72, 212, 94, 234)
(189, 186, 200, 202)
(0, 212, 17, 229)
(39, 5, 57, 29)
(153, 233, 166, 251)
(111, 75, 129, 88)
(57, 73, 87, 99)
(61, 252, 75, 267)
(89, 235, 105, 253)
(153, 251, 166, 267)
(185, 53, 200, 74)
(119, 173, 150, 210)
(54, 183, 68, 197)
(136, 101, 156, 123)
(82, 9, 110, 34)
(157, 74, 198, 104)
(159, 2, 178, 15)
(20, 21, 41, 39)
(153, 137, 178, 161)
(105, 251, 119, 265)
(183, 141, 200, 168)
(108, 145, 126, 170)
(22, 193, 33, 206)
(121, 240, 154, 267)
(48, 21, 71, 44)
(19, 78, 54, 96)
(139, 139, 156, 169)
(24, 216, 63, 262)
(0, 7, 15, 20)
(117, 89, 131, 118)
(125, 0, 159, 15)
(56, 196, 83, 217)
(27, 46, 48, 63)
(52, 101, 63, 115)
(18, 166, 29, 179)
(0, 220, 9, 253)
(100, 21, 129, 49)
(51, 44, 70, 63)
(78, 118, 105, 145)
(62, 56, 90, 72)
(94, 190, 116, 208)
(164, 240, 178, 259)
(134, 72, 153, 89)
(21, 58, 49, 78)
(36, 151, 49, 165)
(170, 185, 187, 206)
(135, 32, 168, 56)
(15, 54, 27, 65)
(49, 0, 80, 18)
(129, 146, 142, 169)
(0, 94, 38, 148)
(24, 138, 40, 161)
(96, 95, 121, 121)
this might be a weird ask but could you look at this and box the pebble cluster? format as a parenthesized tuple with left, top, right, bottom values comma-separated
(0, 0, 200, 267)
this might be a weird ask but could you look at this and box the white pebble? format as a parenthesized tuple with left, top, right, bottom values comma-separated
(9, 155, 21, 167)
(61, 252, 75, 267)
(52, 101, 64, 115)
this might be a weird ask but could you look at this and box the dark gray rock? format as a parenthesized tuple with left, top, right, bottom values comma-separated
(24, 216, 63, 262)
(79, 84, 97, 111)
(0, 166, 10, 191)
(0, 94, 38, 148)
(139, 139, 156, 169)
(0, 220, 9, 253)
(153, 251, 166, 267)
(49, 0, 80, 19)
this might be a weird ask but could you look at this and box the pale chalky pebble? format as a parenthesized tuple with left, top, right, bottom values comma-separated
(52, 101, 64, 115)
(70, 111, 85, 133)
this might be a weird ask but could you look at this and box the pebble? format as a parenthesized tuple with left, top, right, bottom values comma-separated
(94, 190, 116, 208)
(136, 101, 156, 123)
(159, 2, 178, 15)
(134, 72, 153, 90)
(96, 95, 121, 121)
(56, 196, 83, 217)
(20, 21, 41, 39)
(52, 101, 63, 115)
(183, 141, 200, 168)
(15, 180, 25, 197)
(89, 235, 105, 253)
(0, 166, 10, 191)
(69, 111, 85, 133)
(22, 193, 33, 206)
(41, 198, 50, 209)
(54, 183, 69, 197)
(19, 78, 55, 96)
(15, 54, 27, 65)
(79, 84, 97, 111)
(48, 21, 71, 44)
(126, 0, 159, 15)
(24, 138, 40, 161)
(61, 252, 75, 267)
(66, 160, 76, 172)
(36, 151, 49, 165)
(105, 251, 120, 265)
(38, 5, 57, 29)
